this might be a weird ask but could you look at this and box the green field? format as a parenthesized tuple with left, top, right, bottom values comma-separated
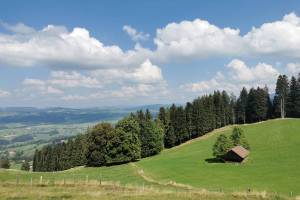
(0, 119, 299, 199)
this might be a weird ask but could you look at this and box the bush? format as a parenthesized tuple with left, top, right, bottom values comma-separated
(212, 134, 233, 158)
(21, 160, 30, 171)
(0, 159, 10, 169)
(230, 127, 250, 150)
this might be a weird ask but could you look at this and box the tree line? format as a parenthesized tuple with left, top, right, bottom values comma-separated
(33, 110, 163, 171)
(33, 73, 300, 172)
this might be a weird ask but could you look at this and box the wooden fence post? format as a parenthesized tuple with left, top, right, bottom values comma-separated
(30, 177, 33, 187)
(16, 174, 20, 185)
(40, 176, 43, 185)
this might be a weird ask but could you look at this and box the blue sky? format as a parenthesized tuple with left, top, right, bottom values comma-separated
(1, 0, 300, 107)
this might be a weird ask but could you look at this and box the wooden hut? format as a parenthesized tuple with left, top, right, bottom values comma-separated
(223, 146, 249, 162)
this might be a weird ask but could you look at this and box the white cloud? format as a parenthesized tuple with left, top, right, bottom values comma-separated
(123, 25, 150, 42)
(0, 89, 11, 97)
(91, 59, 163, 84)
(0, 24, 150, 69)
(287, 63, 300, 74)
(23, 78, 45, 87)
(2, 13, 300, 71)
(46, 86, 64, 95)
(154, 19, 245, 61)
(49, 71, 101, 88)
(1, 22, 35, 34)
(154, 12, 300, 61)
(227, 59, 279, 82)
(180, 72, 239, 94)
(22, 78, 64, 96)
(181, 59, 279, 94)
(244, 13, 300, 56)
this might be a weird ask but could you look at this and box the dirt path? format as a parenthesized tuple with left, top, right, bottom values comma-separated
(130, 162, 195, 190)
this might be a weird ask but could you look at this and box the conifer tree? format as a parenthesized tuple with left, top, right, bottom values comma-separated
(273, 75, 289, 118)
(287, 76, 300, 117)
(236, 87, 248, 124)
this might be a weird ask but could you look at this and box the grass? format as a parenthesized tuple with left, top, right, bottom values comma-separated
(0, 118, 299, 199)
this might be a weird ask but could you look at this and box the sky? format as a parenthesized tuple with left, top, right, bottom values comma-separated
(1, 0, 300, 107)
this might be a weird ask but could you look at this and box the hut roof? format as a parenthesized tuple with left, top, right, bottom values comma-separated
(230, 146, 249, 159)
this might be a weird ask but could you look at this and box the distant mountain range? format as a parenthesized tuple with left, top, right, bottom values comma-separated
(0, 104, 165, 125)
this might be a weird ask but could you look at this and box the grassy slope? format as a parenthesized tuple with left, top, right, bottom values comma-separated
(137, 119, 300, 195)
(0, 119, 299, 198)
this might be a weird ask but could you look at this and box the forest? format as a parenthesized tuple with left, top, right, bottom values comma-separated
(33, 74, 300, 172)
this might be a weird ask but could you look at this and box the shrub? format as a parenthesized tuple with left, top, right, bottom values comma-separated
(21, 160, 30, 171)
(212, 134, 233, 158)
(230, 127, 250, 150)
(0, 159, 10, 169)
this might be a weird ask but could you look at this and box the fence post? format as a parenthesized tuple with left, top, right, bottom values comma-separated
(30, 177, 33, 187)
(16, 174, 20, 185)
(40, 176, 43, 185)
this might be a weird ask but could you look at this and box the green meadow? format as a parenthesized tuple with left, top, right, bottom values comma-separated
(0, 119, 299, 199)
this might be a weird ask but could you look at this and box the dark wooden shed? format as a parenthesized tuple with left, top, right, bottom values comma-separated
(223, 146, 249, 162)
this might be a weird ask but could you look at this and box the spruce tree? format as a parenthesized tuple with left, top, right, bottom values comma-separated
(273, 75, 289, 118)
(236, 87, 248, 124)
(287, 76, 300, 117)
(164, 123, 176, 148)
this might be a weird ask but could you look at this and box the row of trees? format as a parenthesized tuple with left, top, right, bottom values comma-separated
(33, 135, 87, 171)
(33, 111, 163, 171)
(33, 74, 300, 171)
(158, 74, 300, 148)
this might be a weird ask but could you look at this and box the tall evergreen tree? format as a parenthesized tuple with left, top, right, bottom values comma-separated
(236, 87, 248, 124)
(185, 102, 193, 140)
(287, 76, 300, 117)
(273, 75, 289, 118)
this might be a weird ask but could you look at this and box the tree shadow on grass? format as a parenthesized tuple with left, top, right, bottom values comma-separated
(205, 157, 224, 163)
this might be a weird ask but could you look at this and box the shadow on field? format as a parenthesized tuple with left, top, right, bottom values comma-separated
(205, 158, 224, 163)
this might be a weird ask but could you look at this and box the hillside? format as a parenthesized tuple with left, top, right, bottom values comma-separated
(0, 119, 299, 199)
(0, 105, 162, 163)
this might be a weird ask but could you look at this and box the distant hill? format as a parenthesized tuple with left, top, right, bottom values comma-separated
(0, 105, 165, 125)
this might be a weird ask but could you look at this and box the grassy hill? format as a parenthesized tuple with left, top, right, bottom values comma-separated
(1, 119, 299, 199)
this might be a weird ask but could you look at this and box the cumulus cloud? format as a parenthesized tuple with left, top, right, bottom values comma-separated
(181, 59, 279, 94)
(154, 12, 300, 61)
(0, 24, 150, 69)
(123, 25, 150, 42)
(153, 19, 245, 61)
(2, 13, 300, 71)
(180, 72, 239, 93)
(227, 59, 279, 82)
(91, 59, 163, 84)
(244, 13, 300, 56)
